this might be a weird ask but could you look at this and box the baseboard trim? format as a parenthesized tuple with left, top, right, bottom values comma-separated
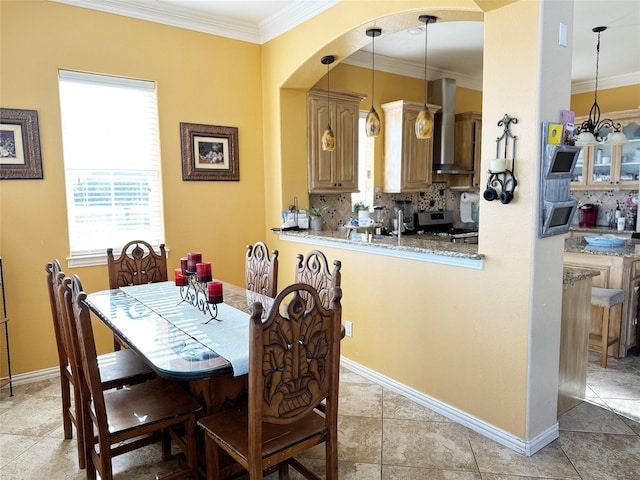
(1, 366, 59, 389)
(5, 360, 559, 456)
(340, 357, 558, 457)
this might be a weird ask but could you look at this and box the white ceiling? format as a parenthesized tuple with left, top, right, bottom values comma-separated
(52, 0, 640, 93)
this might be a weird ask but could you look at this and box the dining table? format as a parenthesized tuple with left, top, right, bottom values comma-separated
(84, 279, 274, 415)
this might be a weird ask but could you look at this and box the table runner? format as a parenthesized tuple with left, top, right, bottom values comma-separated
(120, 281, 252, 376)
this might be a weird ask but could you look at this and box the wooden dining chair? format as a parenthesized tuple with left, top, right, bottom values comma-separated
(295, 250, 341, 309)
(69, 274, 201, 480)
(198, 283, 342, 480)
(245, 241, 279, 298)
(45, 261, 155, 469)
(107, 239, 168, 349)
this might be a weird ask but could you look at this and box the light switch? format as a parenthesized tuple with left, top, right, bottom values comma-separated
(559, 23, 567, 47)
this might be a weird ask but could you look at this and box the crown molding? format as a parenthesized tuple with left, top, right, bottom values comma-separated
(50, 0, 339, 44)
(571, 72, 640, 95)
(343, 50, 484, 92)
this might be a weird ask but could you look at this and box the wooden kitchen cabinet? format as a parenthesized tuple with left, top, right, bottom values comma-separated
(307, 89, 365, 193)
(454, 112, 482, 187)
(381, 100, 440, 193)
(571, 109, 640, 190)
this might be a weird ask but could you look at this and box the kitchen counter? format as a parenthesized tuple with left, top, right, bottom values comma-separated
(564, 235, 640, 357)
(565, 235, 640, 258)
(278, 229, 484, 270)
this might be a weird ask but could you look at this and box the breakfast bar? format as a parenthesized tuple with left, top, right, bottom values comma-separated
(564, 235, 640, 358)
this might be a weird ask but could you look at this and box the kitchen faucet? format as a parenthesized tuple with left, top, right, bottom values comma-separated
(396, 209, 403, 244)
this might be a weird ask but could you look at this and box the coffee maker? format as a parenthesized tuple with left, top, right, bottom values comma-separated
(578, 203, 598, 227)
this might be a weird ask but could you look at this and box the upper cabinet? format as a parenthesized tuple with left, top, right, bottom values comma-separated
(454, 112, 482, 188)
(307, 89, 365, 193)
(571, 109, 640, 190)
(381, 100, 440, 193)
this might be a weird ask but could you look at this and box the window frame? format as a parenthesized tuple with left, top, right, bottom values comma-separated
(58, 70, 165, 267)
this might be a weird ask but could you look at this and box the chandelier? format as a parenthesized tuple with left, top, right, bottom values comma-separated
(574, 26, 628, 146)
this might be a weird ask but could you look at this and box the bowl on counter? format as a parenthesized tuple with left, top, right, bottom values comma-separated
(583, 234, 627, 247)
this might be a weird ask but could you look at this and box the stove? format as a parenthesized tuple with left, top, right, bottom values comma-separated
(414, 211, 478, 243)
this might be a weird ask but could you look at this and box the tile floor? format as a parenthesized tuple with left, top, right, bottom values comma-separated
(1, 351, 639, 479)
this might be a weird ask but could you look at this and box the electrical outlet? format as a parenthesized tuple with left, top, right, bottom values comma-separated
(345, 320, 353, 337)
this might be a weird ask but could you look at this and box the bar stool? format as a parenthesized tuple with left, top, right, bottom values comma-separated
(589, 287, 623, 368)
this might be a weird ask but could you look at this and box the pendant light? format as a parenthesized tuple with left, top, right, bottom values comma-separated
(415, 15, 437, 139)
(365, 27, 382, 137)
(321, 55, 336, 151)
(574, 26, 628, 146)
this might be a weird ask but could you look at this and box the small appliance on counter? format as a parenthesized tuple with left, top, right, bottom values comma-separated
(393, 200, 416, 234)
(578, 203, 598, 227)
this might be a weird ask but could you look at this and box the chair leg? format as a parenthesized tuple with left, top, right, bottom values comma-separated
(601, 306, 611, 368)
(279, 462, 289, 479)
(72, 384, 86, 469)
(205, 435, 222, 480)
(60, 371, 73, 439)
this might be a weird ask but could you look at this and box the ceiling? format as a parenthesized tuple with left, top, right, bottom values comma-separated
(53, 0, 640, 93)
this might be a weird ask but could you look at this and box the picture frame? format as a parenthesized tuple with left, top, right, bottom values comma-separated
(0, 108, 43, 180)
(180, 122, 239, 181)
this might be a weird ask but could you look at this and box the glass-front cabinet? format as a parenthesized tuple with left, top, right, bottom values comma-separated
(571, 109, 640, 190)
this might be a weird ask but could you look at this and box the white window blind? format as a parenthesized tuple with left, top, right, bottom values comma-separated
(58, 70, 164, 259)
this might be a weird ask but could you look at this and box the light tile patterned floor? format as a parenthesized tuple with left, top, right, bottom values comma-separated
(1, 351, 638, 479)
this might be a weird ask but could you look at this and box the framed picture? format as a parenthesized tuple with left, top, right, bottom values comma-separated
(180, 123, 239, 181)
(0, 108, 43, 180)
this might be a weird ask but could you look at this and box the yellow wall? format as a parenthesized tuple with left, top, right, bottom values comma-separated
(571, 84, 640, 116)
(0, 0, 267, 373)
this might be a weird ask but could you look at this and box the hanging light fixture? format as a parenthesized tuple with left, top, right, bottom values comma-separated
(574, 26, 628, 146)
(415, 15, 437, 139)
(320, 55, 336, 151)
(365, 27, 382, 137)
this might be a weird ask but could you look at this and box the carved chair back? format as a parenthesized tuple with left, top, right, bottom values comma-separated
(295, 250, 341, 309)
(245, 241, 279, 298)
(107, 240, 167, 289)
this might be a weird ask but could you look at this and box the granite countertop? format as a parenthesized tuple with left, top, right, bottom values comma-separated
(565, 235, 640, 258)
(563, 267, 600, 286)
(279, 229, 483, 261)
(569, 226, 634, 235)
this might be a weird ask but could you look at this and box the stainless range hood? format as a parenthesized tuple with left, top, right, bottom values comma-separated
(427, 78, 475, 174)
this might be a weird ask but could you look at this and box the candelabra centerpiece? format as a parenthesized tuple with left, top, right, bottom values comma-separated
(174, 252, 223, 324)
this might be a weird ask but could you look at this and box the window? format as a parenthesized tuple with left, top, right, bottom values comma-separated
(58, 70, 164, 266)
(352, 112, 375, 209)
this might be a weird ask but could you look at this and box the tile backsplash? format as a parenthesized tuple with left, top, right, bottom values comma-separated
(309, 182, 467, 231)
(308, 186, 639, 232)
(571, 189, 638, 229)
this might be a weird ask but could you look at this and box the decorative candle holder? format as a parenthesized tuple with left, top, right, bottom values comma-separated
(177, 273, 222, 323)
(484, 114, 518, 204)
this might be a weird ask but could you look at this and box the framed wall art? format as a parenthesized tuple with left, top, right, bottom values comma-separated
(0, 108, 43, 180)
(180, 122, 239, 181)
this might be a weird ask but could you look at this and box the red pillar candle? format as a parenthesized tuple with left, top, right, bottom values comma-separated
(196, 262, 212, 283)
(207, 281, 223, 304)
(186, 252, 201, 273)
(174, 268, 188, 286)
(180, 257, 188, 275)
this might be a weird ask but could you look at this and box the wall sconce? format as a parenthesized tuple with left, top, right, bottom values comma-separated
(484, 114, 519, 204)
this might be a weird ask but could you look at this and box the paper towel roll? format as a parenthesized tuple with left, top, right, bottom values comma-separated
(460, 192, 480, 223)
